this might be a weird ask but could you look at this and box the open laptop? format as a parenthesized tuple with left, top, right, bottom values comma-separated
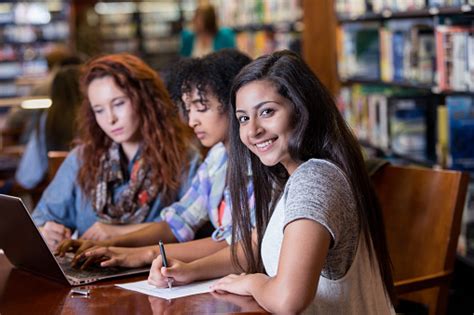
(0, 194, 149, 286)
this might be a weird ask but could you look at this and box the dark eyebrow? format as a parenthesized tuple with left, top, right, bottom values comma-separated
(191, 98, 207, 104)
(235, 100, 279, 114)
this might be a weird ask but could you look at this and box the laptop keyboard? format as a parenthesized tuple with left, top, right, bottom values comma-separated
(56, 254, 131, 280)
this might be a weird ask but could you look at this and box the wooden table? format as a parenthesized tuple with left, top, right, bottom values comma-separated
(0, 254, 266, 314)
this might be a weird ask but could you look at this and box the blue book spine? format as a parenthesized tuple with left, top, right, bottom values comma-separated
(447, 96, 474, 175)
(392, 31, 405, 82)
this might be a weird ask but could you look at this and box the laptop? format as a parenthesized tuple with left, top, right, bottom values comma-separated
(0, 194, 149, 286)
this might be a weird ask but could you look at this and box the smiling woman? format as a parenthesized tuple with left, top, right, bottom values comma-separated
(235, 80, 299, 174)
(223, 50, 396, 314)
(143, 50, 396, 315)
(31, 54, 200, 250)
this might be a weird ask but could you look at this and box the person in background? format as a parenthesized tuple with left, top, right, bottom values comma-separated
(14, 66, 82, 190)
(56, 49, 254, 270)
(148, 50, 396, 314)
(180, 4, 236, 57)
(32, 53, 200, 250)
(2, 45, 81, 145)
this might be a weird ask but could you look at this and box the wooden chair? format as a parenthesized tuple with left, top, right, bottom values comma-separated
(46, 151, 68, 181)
(371, 164, 469, 315)
(9, 151, 68, 207)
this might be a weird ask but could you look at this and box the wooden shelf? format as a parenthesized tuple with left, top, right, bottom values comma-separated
(359, 140, 436, 168)
(337, 5, 473, 23)
(341, 78, 474, 95)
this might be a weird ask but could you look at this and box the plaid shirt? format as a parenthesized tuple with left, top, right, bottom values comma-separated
(160, 142, 254, 244)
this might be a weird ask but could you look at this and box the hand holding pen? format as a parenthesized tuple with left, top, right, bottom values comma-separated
(158, 240, 173, 289)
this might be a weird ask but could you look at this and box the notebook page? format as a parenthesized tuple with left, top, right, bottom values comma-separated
(116, 279, 217, 299)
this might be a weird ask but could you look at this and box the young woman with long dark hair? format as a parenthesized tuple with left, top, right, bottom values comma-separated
(149, 50, 395, 314)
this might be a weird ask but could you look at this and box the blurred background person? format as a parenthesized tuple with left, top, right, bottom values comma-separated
(15, 65, 82, 190)
(180, 4, 236, 57)
(2, 45, 81, 146)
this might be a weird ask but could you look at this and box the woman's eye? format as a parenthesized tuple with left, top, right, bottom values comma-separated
(93, 108, 103, 114)
(196, 103, 208, 112)
(113, 101, 124, 107)
(237, 116, 248, 123)
(261, 108, 274, 116)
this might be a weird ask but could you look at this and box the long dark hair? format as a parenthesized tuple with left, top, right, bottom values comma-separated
(77, 53, 191, 205)
(193, 4, 218, 35)
(228, 50, 395, 303)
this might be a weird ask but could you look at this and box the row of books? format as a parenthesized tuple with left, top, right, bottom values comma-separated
(335, 0, 473, 17)
(95, 1, 181, 68)
(0, 0, 70, 94)
(0, 1, 69, 25)
(0, 59, 47, 80)
(337, 85, 435, 160)
(337, 23, 474, 91)
(236, 30, 300, 58)
(337, 85, 474, 175)
(1, 21, 69, 44)
(380, 20, 436, 84)
(209, 0, 302, 27)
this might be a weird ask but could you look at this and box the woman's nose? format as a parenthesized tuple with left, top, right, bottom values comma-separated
(188, 111, 199, 128)
(108, 110, 118, 124)
(247, 119, 263, 138)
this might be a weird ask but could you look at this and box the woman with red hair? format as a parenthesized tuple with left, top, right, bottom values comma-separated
(32, 54, 200, 250)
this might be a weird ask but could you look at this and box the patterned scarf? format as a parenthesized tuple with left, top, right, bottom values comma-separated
(92, 142, 158, 224)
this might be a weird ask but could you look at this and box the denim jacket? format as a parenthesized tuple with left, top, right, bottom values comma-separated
(32, 146, 200, 236)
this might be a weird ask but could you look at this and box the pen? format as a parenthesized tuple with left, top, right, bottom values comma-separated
(71, 288, 90, 297)
(159, 240, 173, 289)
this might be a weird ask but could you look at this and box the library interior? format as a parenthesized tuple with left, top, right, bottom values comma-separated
(0, 0, 473, 314)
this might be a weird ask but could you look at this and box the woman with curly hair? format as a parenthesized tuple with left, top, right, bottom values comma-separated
(32, 54, 200, 250)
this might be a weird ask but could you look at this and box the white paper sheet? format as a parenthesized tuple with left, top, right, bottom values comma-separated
(116, 279, 217, 299)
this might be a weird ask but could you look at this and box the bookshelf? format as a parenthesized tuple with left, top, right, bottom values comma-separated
(90, 1, 182, 71)
(337, 4, 473, 22)
(74, 0, 302, 70)
(334, 0, 474, 173)
(206, 0, 303, 58)
(303, 0, 474, 314)
(0, 1, 71, 99)
(331, 3, 474, 312)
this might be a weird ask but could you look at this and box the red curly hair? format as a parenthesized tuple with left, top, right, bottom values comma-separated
(77, 53, 191, 205)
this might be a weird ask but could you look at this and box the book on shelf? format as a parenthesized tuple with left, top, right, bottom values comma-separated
(436, 105, 449, 167)
(389, 97, 434, 161)
(379, 26, 394, 82)
(213, 0, 302, 27)
(446, 95, 474, 176)
(336, 85, 370, 140)
(368, 94, 390, 149)
(337, 23, 380, 80)
(429, 0, 471, 6)
(435, 25, 474, 92)
(337, 0, 429, 17)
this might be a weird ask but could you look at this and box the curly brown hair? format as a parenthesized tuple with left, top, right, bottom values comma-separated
(77, 53, 191, 205)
